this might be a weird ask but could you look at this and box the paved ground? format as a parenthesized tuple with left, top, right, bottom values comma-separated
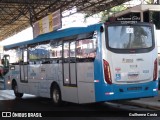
(0, 90, 159, 110)
(0, 87, 160, 110)
(0, 90, 159, 119)
(125, 91, 160, 110)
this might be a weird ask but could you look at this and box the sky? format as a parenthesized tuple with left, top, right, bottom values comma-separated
(0, 27, 33, 46)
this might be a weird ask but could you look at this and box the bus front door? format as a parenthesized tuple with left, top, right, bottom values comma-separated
(62, 41, 78, 103)
(20, 49, 28, 83)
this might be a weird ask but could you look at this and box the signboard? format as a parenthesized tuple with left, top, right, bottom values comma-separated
(33, 9, 62, 38)
(116, 12, 141, 21)
(0, 46, 3, 53)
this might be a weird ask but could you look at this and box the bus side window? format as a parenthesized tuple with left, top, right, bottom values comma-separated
(70, 41, 76, 63)
(28, 45, 38, 60)
(17, 48, 23, 63)
(24, 49, 28, 63)
(4, 49, 19, 64)
(63, 42, 69, 63)
(50, 42, 62, 59)
(76, 38, 97, 62)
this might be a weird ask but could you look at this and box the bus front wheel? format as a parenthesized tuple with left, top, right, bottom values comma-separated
(13, 84, 23, 98)
(51, 85, 62, 106)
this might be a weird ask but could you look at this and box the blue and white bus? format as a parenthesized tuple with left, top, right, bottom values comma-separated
(1, 21, 159, 105)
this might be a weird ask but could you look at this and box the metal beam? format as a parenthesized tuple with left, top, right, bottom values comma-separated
(0, 0, 131, 41)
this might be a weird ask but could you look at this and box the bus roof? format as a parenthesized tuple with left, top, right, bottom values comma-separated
(4, 23, 102, 50)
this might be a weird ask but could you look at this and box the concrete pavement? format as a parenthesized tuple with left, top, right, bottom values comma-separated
(0, 90, 160, 110)
(118, 91, 160, 110)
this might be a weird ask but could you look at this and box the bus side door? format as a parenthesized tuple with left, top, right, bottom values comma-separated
(20, 48, 28, 83)
(63, 41, 77, 86)
(62, 41, 78, 103)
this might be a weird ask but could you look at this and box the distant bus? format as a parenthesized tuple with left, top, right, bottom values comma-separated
(1, 21, 159, 105)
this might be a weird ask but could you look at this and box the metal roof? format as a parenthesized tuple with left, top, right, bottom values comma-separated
(0, 0, 130, 41)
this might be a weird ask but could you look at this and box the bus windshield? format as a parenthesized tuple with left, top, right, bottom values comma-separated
(107, 25, 153, 49)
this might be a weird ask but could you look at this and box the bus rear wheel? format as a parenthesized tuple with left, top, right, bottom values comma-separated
(51, 85, 62, 106)
(13, 84, 23, 98)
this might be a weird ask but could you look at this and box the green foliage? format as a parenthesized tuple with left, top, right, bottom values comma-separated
(145, 0, 155, 4)
(99, 5, 127, 22)
(83, 4, 127, 23)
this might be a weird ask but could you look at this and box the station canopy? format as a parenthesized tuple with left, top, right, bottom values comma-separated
(0, 0, 130, 41)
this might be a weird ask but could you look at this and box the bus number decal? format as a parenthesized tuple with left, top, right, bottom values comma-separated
(126, 28, 134, 33)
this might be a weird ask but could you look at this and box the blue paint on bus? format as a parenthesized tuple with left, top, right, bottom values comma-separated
(4, 23, 102, 50)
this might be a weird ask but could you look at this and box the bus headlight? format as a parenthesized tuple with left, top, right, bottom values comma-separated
(7, 80, 11, 84)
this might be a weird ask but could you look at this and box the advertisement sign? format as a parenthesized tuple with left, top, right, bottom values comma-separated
(0, 46, 3, 53)
(33, 9, 62, 38)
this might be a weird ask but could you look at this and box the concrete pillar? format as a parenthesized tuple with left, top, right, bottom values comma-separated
(140, 11, 143, 22)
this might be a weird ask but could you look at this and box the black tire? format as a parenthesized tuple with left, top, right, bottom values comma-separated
(51, 85, 62, 106)
(13, 84, 23, 98)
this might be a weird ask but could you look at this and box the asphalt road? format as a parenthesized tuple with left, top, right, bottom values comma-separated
(0, 90, 129, 112)
(0, 90, 159, 119)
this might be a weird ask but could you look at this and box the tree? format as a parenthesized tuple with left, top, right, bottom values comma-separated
(144, 0, 159, 4)
(83, 4, 127, 23)
(99, 5, 127, 22)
